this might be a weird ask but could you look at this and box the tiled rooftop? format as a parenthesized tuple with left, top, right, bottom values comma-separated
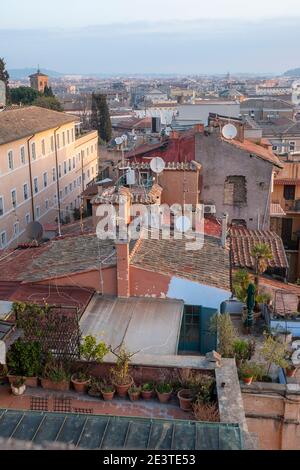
(230, 226, 288, 270)
(131, 233, 230, 290)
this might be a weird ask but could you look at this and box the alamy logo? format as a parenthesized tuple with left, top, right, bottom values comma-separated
(96, 203, 205, 251)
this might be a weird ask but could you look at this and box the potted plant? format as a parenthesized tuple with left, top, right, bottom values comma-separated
(110, 346, 136, 398)
(128, 385, 141, 401)
(41, 360, 71, 391)
(100, 381, 115, 401)
(286, 365, 297, 377)
(141, 382, 154, 400)
(233, 339, 255, 367)
(88, 378, 102, 398)
(71, 335, 109, 394)
(6, 339, 42, 388)
(11, 377, 26, 396)
(156, 383, 173, 403)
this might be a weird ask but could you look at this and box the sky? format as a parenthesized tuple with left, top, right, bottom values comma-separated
(2, 0, 300, 74)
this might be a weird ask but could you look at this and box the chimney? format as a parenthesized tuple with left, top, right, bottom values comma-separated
(221, 213, 229, 248)
(194, 124, 204, 134)
(115, 239, 130, 297)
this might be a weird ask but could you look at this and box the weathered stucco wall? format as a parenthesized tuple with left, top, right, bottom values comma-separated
(195, 132, 274, 230)
(242, 384, 300, 450)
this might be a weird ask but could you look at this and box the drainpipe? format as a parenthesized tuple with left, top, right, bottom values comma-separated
(221, 212, 229, 248)
(54, 126, 62, 237)
(26, 134, 35, 222)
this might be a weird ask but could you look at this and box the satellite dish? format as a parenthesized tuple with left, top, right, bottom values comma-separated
(222, 123, 238, 140)
(175, 216, 191, 233)
(26, 221, 43, 242)
(121, 134, 128, 142)
(150, 157, 165, 174)
(115, 137, 123, 145)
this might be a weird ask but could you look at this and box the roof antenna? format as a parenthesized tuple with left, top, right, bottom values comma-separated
(37, 64, 40, 74)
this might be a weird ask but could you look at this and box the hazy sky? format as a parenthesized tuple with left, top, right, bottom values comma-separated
(2, 0, 300, 74)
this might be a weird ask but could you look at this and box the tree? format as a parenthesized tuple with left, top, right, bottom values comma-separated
(43, 85, 54, 97)
(10, 86, 39, 105)
(91, 93, 112, 142)
(0, 58, 10, 102)
(251, 243, 273, 286)
(33, 95, 63, 112)
(261, 334, 288, 375)
(233, 269, 251, 302)
(210, 313, 237, 357)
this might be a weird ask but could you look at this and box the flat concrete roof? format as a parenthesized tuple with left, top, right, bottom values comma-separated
(80, 296, 184, 356)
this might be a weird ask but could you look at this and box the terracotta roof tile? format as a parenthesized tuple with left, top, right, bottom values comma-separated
(230, 226, 288, 270)
(223, 138, 283, 168)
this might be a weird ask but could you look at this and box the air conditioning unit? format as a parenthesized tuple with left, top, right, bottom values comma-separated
(204, 204, 216, 214)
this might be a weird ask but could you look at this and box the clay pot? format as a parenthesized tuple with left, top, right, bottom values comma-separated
(242, 376, 253, 385)
(286, 367, 297, 378)
(41, 378, 70, 391)
(114, 378, 133, 398)
(128, 390, 141, 402)
(8, 375, 38, 388)
(71, 374, 90, 393)
(101, 389, 115, 401)
(11, 383, 26, 396)
(156, 389, 173, 403)
(141, 390, 153, 400)
(7, 374, 23, 385)
(177, 389, 194, 411)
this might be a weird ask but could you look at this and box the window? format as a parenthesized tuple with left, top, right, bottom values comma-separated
(73, 157, 75, 169)
(8, 151, 14, 170)
(91, 145, 93, 154)
(11, 190, 17, 208)
(51, 135, 54, 152)
(73, 180, 76, 188)
(62, 132, 66, 147)
(272, 146, 278, 151)
(69, 183, 72, 192)
(43, 172, 48, 188)
(70, 202, 73, 210)
(25, 213, 30, 225)
(224, 176, 247, 205)
(87, 147, 89, 156)
(289, 141, 296, 152)
(0, 197, 4, 217)
(23, 183, 29, 200)
(71, 128, 74, 142)
(31, 142, 36, 160)
(78, 176, 82, 185)
(20, 146, 26, 164)
(34, 177, 38, 194)
(64, 161, 67, 174)
(0, 232, 7, 249)
(68, 159, 71, 171)
(83, 173, 86, 181)
(36, 206, 40, 219)
(67, 130, 70, 144)
(52, 168, 56, 182)
(59, 190, 63, 200)
(81, 150, 85, 160)
(45, 199, 49, 210)
(77, 153, 81, 163)
(87, 169, 90, 179)
(58, 165, 62, 178)
(284, 185, 296, 200)
(13, 222, 19, 237)
(41, 139, 46, 156)
(65, 186, 68, 195)
(57, 134, 60, 149)
(91, 166, 94, 175)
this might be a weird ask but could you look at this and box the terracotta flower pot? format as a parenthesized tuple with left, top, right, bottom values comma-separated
(156, 389, 173, 403)
(8, 375, 38, 388)
(242, 376, 253, 385)
(11, 383, 26, 396)
(101, 389, 115, 401)
(286, 367, 297, 378)
(114, 378, 133, 398)
(71, 374, 90, 393)
(177, 389, 193, 411)
(7, 374, 23, 385)
(128, 390, 141, 402)
(141, 390, 153, 400)
(41, 378, 70, 391)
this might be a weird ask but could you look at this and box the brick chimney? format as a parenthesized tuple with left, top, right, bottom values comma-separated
(115, 239, 130, 297)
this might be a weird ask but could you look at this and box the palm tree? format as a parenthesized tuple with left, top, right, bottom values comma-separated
(251, 243, 273, 287)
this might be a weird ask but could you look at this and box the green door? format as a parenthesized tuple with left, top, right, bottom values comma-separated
(199, 307, 217, 355)
(178, 305, 217, 354)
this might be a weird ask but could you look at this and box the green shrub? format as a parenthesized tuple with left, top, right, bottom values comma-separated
(7, 339, 42, 377)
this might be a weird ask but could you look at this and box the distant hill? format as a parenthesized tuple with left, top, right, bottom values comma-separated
(283, 68, 300, 77)
(8, 68, 64, 80)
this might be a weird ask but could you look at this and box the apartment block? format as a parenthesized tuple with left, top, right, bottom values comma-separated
(0, 106, 98, 249)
